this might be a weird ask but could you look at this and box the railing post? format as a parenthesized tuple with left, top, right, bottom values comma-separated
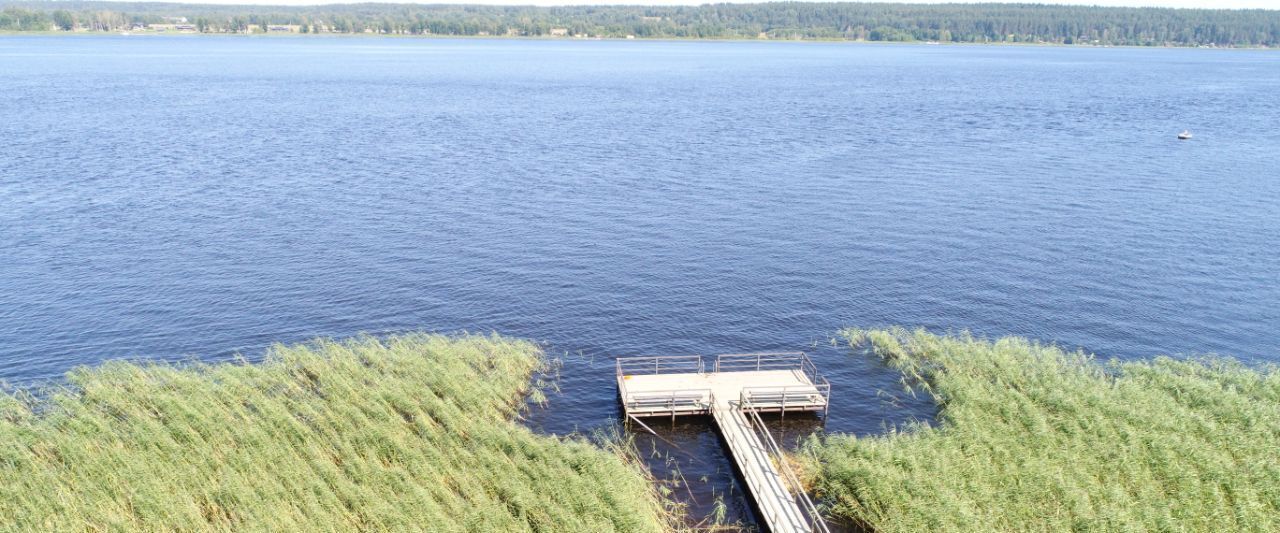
(756, 353, 761, 371)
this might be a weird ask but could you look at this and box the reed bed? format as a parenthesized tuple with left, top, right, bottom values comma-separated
(806, 327, 1280, 532)
(0, 333, 671, 532)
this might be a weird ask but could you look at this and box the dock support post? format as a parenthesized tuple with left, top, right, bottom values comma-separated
(627, 414, 658, 436)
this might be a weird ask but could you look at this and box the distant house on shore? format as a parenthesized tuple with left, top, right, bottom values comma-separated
(550, 28, 568, 37)
(149, 23, 196, 33)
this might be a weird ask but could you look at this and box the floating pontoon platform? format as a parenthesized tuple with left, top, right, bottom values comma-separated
(616, 352, 831, 533)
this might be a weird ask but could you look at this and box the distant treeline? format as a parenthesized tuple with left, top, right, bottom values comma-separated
(3, 1, 1279, 47)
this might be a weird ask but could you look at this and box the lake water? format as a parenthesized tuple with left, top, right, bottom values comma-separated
(2, 36, 1278, 528)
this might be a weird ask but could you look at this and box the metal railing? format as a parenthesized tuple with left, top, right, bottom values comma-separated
(616, 352, 823, 379)
(713, 351, 822, 379)
(741, 382, 832, 417)
(615, 355, 704, 377)
(738, 394, 832, 533)
(621, 388, 713, 415)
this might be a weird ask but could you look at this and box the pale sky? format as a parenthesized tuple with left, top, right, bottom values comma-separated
(127, 0, 1280, 8)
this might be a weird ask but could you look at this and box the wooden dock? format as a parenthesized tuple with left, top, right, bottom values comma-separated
(616, 353, 831, 533)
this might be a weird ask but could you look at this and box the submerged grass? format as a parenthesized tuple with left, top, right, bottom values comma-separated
(806, 327, 1280, 532)
(0, 333, 672, 532)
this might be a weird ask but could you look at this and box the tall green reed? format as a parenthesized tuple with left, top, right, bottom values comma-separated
(807, 327, 1280, 532)
(0, 333, 671, 532)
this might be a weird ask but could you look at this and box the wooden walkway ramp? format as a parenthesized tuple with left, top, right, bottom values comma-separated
(616, 353, 831, 533)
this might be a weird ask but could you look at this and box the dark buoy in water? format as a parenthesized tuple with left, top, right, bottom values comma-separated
(1178, 130, 1193, 140)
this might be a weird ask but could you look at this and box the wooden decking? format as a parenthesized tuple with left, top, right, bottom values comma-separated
(616, 353, 831, 533)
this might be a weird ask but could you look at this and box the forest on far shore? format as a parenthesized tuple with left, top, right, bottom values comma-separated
(2, 1, 1279, 47)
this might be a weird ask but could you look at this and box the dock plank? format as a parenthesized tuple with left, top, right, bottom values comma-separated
(712, 397, 812, 533)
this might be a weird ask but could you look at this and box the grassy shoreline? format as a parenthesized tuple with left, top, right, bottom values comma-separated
(805, 327, 1280, 532)
(0, 333, 672, 531)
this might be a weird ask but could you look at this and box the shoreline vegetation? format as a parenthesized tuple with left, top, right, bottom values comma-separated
(6, 30, 1278, 53)
(1, 2, 1278, 48)
(4, 328, 1277, 531)
(805, 327, 1280, 532)
(0, 333, 673, 531)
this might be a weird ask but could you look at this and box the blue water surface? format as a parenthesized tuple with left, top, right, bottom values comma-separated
(2, 36, 1278, 527)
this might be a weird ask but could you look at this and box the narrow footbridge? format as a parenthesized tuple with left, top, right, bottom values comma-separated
(616, 352, 832, 533)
